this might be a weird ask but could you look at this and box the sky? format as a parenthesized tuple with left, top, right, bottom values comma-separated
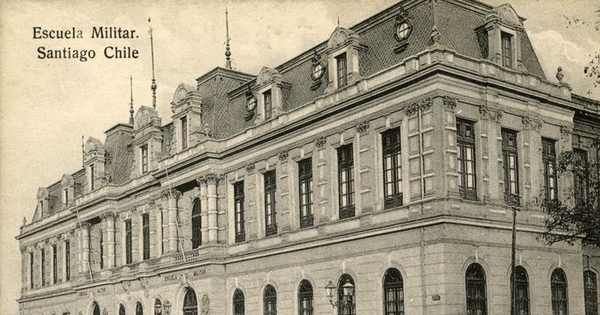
(0, 0, 598, 313)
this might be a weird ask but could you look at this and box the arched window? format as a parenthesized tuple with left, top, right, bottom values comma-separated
(338, 274, 355, 315)
(551, 268, 568, 315)
(191, 198, 202, 248)
(136, 302, 143, 315)
(263, 285, 277, 315)
(92, 303, 100, 315)
(298, 280, 313, 315)
(513, 266, 530, 315)
(183, 289, 198, 315)
(584, 270, 597, 315)
(233, 289, 245, 315)
(466, 263, 486, 315)
(153, 299, 162, 315)
(383, 268, 404, 315)
(119, 304, 126, 315)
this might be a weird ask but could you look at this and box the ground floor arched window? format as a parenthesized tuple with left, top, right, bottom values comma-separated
(338, 274, 355, 315)
(92, 303, 100, 315)
(183, 289, 198, 315)
(466, 263, 486, 315)
(551, 268, 568, 315)
(383, 268, 404, 315)
(298, 280, 313, 315)
(584, 270, 598, 315)
(233, 289, 245, 315)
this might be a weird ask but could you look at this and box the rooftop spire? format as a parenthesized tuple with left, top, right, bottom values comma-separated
(149, 18, 157, 109)
(129, 75, 134, 125)
(225, 8, 232, 69)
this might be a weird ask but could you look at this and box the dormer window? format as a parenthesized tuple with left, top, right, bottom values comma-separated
(263, 90, 272, 120)
(89, 164, 95, 191)
(181, 116, 188, 150)
(336, 53, 348, 88)
(140, 144, 149, 174)
(501, 32, 513, 68)
(63, 188, 69, 207)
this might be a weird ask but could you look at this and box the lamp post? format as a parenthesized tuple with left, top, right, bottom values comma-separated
(509, 194, 521, 315)
(325, 280, 355, 309)
(163, 300, 171, 315)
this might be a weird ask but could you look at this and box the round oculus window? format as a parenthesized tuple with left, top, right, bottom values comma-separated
(395, 22, 411, 41)
(311, 63, 325, 81)
(246, 97, 257, 111)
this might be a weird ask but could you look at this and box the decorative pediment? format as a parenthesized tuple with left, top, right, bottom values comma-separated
(37, 187, 48, 199)
(84, 137, 104, 156)
(490, 4, 522, 28)
(171, 83, 196, 105)
(61, 174, 74, 186)
(327, 27, 359, 50)
(256, 67, 281, 87)
(134, 106, 159, 130)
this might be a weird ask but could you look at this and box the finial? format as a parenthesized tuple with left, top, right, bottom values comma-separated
(556, 66, 564, 83)
(225, 8, 232, 69)
(149, 18, 157, 109)
(81, 135, 85, 168)
(337, 16, 340, 27)
(129, 75, 134, 125)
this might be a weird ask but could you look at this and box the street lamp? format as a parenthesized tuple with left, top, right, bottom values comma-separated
(325, 280, 355, 308)
(163, 300, 171, 315)
(509, 194, 521, 315)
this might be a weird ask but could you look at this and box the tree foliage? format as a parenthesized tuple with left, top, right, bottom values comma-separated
(541, 150, 600, 247)
(542, 151, 600, 248)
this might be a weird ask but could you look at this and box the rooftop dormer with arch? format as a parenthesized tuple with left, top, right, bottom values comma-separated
(83, 137, 106, 193)
(170, 83, 204, 152)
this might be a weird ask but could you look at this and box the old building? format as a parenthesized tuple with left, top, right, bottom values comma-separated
(17, 0, 600, 315)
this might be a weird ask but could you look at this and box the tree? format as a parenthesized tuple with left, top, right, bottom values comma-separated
(541, 149, 600, 247)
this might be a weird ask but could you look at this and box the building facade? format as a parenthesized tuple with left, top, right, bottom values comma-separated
(17, 0, 600, 315)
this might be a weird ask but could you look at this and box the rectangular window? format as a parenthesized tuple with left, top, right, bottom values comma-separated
(501, 32, 513, 68)
(142, 213, 150, 260)
(542, 138, 558, 200)
(181, 116, 188, 150)
(141, 144, 148, 174)
(89, 164, 95, 191)
(502, 129, 520, 205)
(574, 149, 589, 205)
(63, 188, 69, 207)
(298, 158, 314, 228)
(65, 240, 70, 281)
(336, 53, 348, 88)
(234, 182, 245, 243)
(382, 128, 403, 208)
(52, 244, 57, 284)
(457, 119, 477, 200)
(29, 252, 34, 288)
(263, 90, 272, 120)
(41, 249, 45, 286)
(99, 230, 104, 269)
(125, 219, 132, 264)
(338, 144, 355, 219)
(264, 170, 277, 236)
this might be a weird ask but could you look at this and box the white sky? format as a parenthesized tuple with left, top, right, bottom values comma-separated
(1, 0, 598, 312)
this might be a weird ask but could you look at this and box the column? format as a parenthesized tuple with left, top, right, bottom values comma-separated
(197, 178, 209, 244)
(161, 189, 181, 253)
(101, 212, 116, 268)
(79, 222, 91, 273)
(206, 173, 220, 243)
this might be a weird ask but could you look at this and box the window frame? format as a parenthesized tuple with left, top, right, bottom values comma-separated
(574, 148, 589, 204)
(502, 129, 520, 205)
(513, 266, 530, 315)
(191, 198, 202, 248)
(551, 268, 569, 315)
(298, 158, 314, 229)
(65, 240, 70, 281)
(125, 219, 133, 265)
(263, 90, 273, 120)
(383, 268, 404, 315)
(52, 244, 57, 284)
(29, 251, 34, 288)
(99, 230, 104, 269)
(41, 248, 45, 286)
(584, 270, 598, 315)
(465, 263, 487, 315)
(542, 138, 558, 201)
(456, 119, 477, 200)
(142, 213, 150, 260)
(141, 144, 149, 174)
(501, 32, 513, 68)
(337, 144, 355, 219)
(298, 280, 314, 315)
(382, 128, 403, 208)
(136, 302, 144, 315)
(336, 53, 348, 88)
(263, 285, 277, 315)
(233, 289, 245, 315)
(183, 289, 198, 315)
(234, 182, 246, 243)
(89, 164, 95, 191)
(264, 170, 277, 236)
(337, 274, 356, 315)
(181, 116, 188, 150)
